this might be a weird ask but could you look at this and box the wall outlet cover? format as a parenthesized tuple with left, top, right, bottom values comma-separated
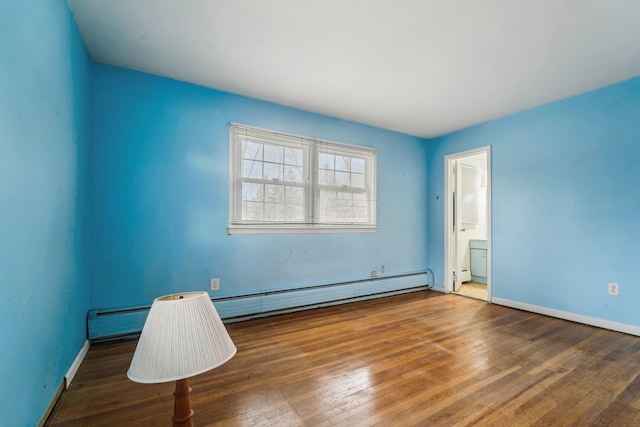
(608, 282, 619, 296)
(210, 278, 220, 291)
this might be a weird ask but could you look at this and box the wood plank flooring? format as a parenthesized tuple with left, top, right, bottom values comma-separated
(46, 291, 640, 426)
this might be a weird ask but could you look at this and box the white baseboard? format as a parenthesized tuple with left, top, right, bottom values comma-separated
(38, 381, 65, 427)
(65, 340, 90, 388)
(492, 297, 640, 337)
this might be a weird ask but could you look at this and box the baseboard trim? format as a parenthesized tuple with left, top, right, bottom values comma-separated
(492, 297, 640, 337)
(38, 381, 65, 427)
(65, 340, 90, 388)
(38, 340, 91, 426)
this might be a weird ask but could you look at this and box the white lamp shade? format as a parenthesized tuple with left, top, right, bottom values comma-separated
(127, 291, 237, 384)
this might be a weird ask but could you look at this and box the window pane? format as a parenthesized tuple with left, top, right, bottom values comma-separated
(335, 171, 350, 187)
(263, 162, 283, 180)
(353, 192, 367, 207)
(242, 141, 263, 160)
(286, 205, 304, 222)
(285, 186, 305, 222)
(243, 201, 263, 221)
(284, 147, 303, 167)
(319, 153, 334, 170)
(337, 207, 353, 222)
(320, 189, 336, 204)
(242, 183, 263, 202)
(263, 144, 283, 163)
(318, 169, 335, 186)
(265, 184, 285, 204)
(352, 173, 365, 188)
(264, 202, 284, 221)
(284, 165, 303, 183)
(353, 207, 367, 222)
(318, 189, 337, 222)
(285, 186, 304, 205)
(319, 207, 336, 222)
(335, 155, 350, 172)
(351, 157, 365, 173)
(242, 159, 263, 179)
(336, 191, 352, 207)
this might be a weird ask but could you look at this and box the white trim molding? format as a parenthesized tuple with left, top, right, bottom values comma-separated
(228, 224, 377, 235)
(444, 146, 492, 298)
(492, 297, 640, 337)
(65, 340, 90, 388)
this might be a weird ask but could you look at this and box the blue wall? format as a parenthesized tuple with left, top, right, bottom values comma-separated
(428, 77, 640, 327)
(89, 64, 429, 309)
(6, 3, 639, 423)
(0, 1, 89, 426)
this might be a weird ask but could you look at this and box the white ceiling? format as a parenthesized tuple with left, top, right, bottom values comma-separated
(67, 0, 640, 138)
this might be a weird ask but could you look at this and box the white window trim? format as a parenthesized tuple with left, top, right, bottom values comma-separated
(228, 123, 378, 235)
(228, 224, 378, 235)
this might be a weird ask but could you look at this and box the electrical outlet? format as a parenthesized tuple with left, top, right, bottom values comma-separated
(608, 282, 619, 296)
(210, 278, 220, 291)
(381, 265, 386, 274)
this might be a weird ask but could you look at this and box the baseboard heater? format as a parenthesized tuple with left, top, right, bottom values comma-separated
(88, 271, 432, 342)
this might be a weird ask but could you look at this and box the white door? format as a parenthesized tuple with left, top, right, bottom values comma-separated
(444, 147, 491, 299)
(452, 160, 463, 291)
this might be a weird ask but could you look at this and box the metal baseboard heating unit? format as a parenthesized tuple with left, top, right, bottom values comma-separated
(88, 271, 432, 341)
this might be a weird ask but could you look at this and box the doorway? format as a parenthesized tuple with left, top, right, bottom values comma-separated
(444, 147, 491, 301)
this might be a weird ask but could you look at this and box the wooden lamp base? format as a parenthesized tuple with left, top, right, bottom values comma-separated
(172, 378, 194, 427)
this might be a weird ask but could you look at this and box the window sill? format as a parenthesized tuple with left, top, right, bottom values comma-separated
(228, 224, 378, 235)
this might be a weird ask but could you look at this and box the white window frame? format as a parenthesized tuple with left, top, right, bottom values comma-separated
(228, 123, 377, 235)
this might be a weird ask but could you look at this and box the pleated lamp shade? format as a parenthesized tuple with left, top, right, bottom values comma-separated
(127, 291, 237, 384)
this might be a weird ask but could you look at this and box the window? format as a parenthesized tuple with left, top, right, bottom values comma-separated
(229, 123, 377, 234)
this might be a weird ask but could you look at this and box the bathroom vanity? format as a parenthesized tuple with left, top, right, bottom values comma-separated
(469, 239, 487, 284)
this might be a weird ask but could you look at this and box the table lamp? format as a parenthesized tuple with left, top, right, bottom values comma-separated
(127, 291, 237, 427)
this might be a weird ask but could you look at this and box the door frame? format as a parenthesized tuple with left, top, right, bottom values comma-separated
(444, 146, 492, 300)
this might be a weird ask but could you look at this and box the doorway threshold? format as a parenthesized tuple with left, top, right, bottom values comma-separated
(453, 281, 487, 301)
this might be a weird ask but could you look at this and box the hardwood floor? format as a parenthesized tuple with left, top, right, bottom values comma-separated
(47, 291, 640, 426)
